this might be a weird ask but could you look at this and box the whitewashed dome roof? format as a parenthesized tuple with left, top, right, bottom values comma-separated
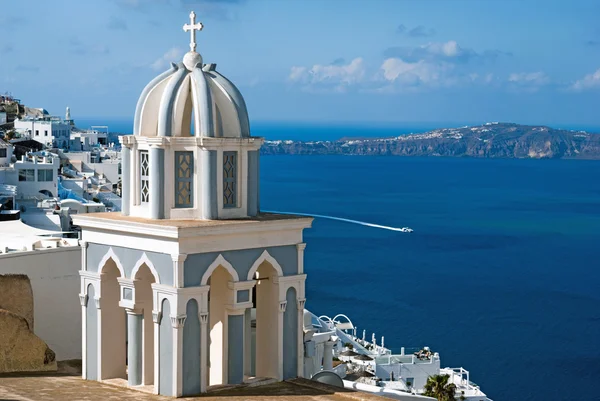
(133, 18, 250, 138)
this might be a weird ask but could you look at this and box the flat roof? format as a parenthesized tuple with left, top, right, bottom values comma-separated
(75, 211, 313, 229)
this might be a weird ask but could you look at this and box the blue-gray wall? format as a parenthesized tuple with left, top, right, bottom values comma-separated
(159, 299, 173, 396)
(247, 150, 259, 216)
(182, 299, 201, 396)
(86, 284, 97, 380)
(184, 245, 298, 287)
(283, 287, 298, 380)
(227, 314, 244, 384)
(86, 243, 173, 286)
(237, 290, 249, 303)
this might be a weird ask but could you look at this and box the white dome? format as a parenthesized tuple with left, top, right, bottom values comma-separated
(133, 52, 250, 138)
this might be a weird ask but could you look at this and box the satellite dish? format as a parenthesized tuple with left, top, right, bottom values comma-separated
(311, 371, 344, 388)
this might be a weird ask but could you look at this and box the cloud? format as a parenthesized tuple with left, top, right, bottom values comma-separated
(288, 58, 367, 92)
(506, 72, 550, 92)
(384, 41, 509, 64)
(151, 47, 184, 70)
(379, 58, 455, 89)
(408, 25, 436, 38)
(289, 58, 366, 84)
(396, 23, 435, 37)
(108, 16, 128, 31)
(570, 68, 600, 91)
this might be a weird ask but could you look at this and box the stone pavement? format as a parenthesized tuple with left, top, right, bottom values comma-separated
(0, 371, 384, 401)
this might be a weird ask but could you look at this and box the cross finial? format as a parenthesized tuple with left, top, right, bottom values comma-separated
(183, 11, 203, 52)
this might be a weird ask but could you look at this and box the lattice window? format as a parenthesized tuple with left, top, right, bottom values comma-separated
(223, 151, 237, 208)
(140, 151, 150, 203)
(175, 151, 193, 208)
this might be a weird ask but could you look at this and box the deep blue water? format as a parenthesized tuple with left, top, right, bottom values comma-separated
(260, 155, 600, 401)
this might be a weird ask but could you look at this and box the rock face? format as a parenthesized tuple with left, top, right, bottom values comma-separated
(0, 274, 57, 373)
(261, 123, 600, 159)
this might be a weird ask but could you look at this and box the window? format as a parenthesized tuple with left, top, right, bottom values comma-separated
(19, 169, 35, 181)
(35, 130, 39, 136)
(140, 151, 150, 203)
(174, 151, 193, 208)
(223, 151, 237, 208)
(44, 130, 48, 136)
(38, 169, 53, 182)
(0, 148, 6, 158)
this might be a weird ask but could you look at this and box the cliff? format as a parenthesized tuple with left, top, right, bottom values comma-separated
(261, 123, 600, 159)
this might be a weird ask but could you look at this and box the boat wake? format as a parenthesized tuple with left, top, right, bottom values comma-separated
(263, 210, 413, 233)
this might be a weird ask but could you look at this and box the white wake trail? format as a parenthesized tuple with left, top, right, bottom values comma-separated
(264, 210, 413, 232)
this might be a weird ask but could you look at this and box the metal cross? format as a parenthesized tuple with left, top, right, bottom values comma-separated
(183, 11, 203, 52)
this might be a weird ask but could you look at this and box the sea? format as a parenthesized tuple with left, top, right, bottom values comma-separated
(83, 118, 600, 401)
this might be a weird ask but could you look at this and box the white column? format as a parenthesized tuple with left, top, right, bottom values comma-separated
(171, 254, 188, 289)
(278, 300, 287, 381)
(171, 314, 186, 397)
(323, 341, 334, 371)
(152, 309, 161, 394)
(199, 312, 209, 393)
(199, 288, 209, 393)
(81, 240, 88, 271)
(296, 243, 306, 274)
(296, 298, 306, 378)
(79, 292, 88, 379)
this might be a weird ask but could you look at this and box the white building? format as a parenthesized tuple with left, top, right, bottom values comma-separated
(0, 139, 13, 167)
(0, 111, 7, 125)
(0, 220, 81, 361)
(14, 117, 71, 148)
(74, 12, 311, 397)
(13, 151, 60, 199)
(70, 130, 108, 149)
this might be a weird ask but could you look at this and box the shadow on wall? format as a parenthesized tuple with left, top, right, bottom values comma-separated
(0, 274, 57, 373)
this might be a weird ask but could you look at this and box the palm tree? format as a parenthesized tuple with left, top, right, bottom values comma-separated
(423, 374, 459, 401)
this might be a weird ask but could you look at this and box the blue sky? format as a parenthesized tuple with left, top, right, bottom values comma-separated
(2, 0, 600, 127)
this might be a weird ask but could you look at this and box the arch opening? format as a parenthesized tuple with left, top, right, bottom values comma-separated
(99, 258, 126, 380)
(133, 263, 156, 386)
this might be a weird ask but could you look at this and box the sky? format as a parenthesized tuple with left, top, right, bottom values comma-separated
(2, 0, 600, 127)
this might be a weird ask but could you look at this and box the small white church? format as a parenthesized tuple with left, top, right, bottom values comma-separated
(74, 12, 312, 397)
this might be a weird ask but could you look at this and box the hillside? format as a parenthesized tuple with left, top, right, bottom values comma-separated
(261, 123, 600, 159)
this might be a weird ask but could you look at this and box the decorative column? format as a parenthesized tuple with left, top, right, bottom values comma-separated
(127, 308, 143, 386)
(171, 254, 188, 289)
(199, 311, 209, 392)
(198, 286, 210, 393)
(199, 149, 217, 219)
(323, 341, 334, 371)
(278, 300, 287, 381)
(296, 243, 306, 274)
(152, 309, 162, 394)
(148, 139, 166, 219)
(120, 143, 131, 216)
(79, 291, 88, 379)
(296, 298, 306, 377)
(171, 314, 186, 397)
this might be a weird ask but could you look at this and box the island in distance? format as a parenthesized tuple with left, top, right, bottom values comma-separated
(261, 122, 600, 159)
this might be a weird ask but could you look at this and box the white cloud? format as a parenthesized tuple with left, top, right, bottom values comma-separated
(508, 72, 549, 85)
(151, 47, 183, 71)
(379, 58, 458, 90)
(289, 58, 366, 85)
(570, 68, 600, 91)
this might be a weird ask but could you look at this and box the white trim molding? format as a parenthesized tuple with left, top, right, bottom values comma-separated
(200, 254, 239, 286)
(131, 252, 161, 284)
(98, 247, 126, 277)
(247, 250, 284, 280)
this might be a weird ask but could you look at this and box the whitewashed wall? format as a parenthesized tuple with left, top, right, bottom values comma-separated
(0, 247, 82, 360)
